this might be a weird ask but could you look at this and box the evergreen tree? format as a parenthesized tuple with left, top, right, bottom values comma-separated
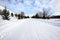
(31, 13, 39, 18)
(0, 10, 2, 15)
(11, 13, 14, 17)
(35, 13, 39, 18)
(2, 9, 10, 20)
(15, 14, 18, 17)
(18, 14, 20, 19)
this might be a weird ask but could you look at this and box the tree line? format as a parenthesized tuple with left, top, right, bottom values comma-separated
(0, 8, 60, 20)
(0, 8, 29, 20)
(31, 8, 60, 19)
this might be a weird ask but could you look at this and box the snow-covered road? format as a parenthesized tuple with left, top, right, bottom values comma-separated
(0, 19, 60, 40)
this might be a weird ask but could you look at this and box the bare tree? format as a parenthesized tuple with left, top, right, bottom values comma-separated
(20, 12, 25, 19)
(18, 14, 20, 19)
(43, 8, 52, 19)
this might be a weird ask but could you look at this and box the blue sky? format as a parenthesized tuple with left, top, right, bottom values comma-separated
(0, 0, 60, 16)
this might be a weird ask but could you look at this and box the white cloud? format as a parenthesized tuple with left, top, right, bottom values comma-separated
(0, 0, 60, 16)
(0, 6, 4, 10)
(50, 0, 60, 15)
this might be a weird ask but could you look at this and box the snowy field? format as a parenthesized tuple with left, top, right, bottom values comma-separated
(0, 17, 60, 40)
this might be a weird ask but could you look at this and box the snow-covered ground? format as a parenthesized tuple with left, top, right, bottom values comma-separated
(0, 18, 60, 40)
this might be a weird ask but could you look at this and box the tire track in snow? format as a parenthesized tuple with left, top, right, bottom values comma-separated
(20, 19, 40, 40)
(0, 19, 27, 40)
(0, 19, 60, 40)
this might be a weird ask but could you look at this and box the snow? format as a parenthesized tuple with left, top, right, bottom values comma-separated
(0, 18, 60, 40)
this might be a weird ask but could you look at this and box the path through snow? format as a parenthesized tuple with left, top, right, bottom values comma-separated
(0, 19, 60, 40)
